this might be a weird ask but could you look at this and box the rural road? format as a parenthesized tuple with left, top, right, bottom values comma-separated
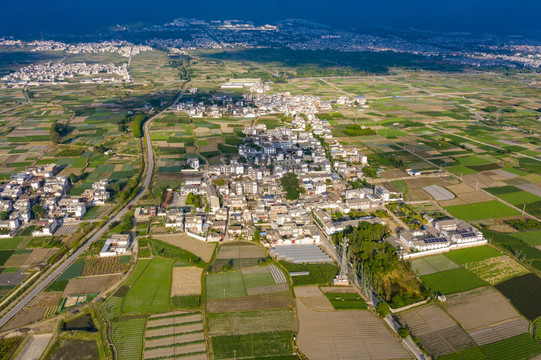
(0, 82, 188, 329)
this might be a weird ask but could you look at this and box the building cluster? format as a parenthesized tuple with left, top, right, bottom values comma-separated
(397, 216, 485, 253)
(173, 89, 365, 119)
(0, 164, 112, 238)
(1, 62, 131, 87)
(24, 40, 152, 57)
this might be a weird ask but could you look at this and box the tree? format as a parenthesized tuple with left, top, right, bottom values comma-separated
(253, 228, 260, 242)
(376, 302, 390, 318)
(0, 211, 10, 220)
(31, 204, 46, 219)
(397, 327, 410, 339)
(280, 172, 302, 201)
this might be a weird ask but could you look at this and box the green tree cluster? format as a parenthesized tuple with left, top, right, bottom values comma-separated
(280, 172, 302, 200)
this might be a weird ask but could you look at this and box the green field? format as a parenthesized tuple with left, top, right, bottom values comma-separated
(0, 238, 22, 249)
(123, 257, 173, 314)
(278, 262, 338, 286)
(206, 271, 247, 299)
(513, 231, 541, 246)
(324, 293, 368, 310)
(440, 334, 541, 360)
(420, 268, 487, 294)
(411, 254, 460, 276)
(445, 246, 502, 265)
(172, 295, 201, 310)
(445, 201, 520, 221)
(111, 317, 147, 360)
(57, 259, 85, 281)
(211, 331, 294, 359)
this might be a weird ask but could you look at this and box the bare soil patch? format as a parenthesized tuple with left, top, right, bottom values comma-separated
(3, 307, 46, 330)
(28, 291, 62, 308)
(296, 299, 411, 360)
(62, 275, 120, 296)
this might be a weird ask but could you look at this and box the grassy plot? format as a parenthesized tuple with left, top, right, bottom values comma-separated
(420, 268, 487, 295)
(324, 293, 368, 310)
(211, 331, 295, 360)
(445, 201, 520, 221)
(123, 257, 173, 314)
(446, 246, 502, 265)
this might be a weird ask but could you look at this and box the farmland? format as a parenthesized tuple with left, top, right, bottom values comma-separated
(112, 317, 147, 360)
(495, 273, 541, 321)
(296, 300, 411, 359)
(123, 257, 173, 314)
(445, 201, 520, 221)
(439, 334, 541, 360)
(419, 268, 487, 295)
(144, 311, 207, 360)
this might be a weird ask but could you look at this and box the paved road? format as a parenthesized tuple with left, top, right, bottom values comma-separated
(0, 83, 188, 329)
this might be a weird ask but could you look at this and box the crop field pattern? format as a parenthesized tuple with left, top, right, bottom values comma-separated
(495, 273, 541, 321)
(399, 304, 474, 358)
(144, 311, 207, 360)
(296, 300, 411, 360)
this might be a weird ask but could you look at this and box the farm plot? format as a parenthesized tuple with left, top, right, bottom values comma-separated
(442, 287, 529, 346)
(211, 331, 295, 360)
(445, 201, 520, 221)
(206, 291, 292, 313)
(111, 316, 147, 360)
(81, 256, 128, 276)
(446, 245, 502, 265)
(123, 257, 173, 314)
(62, 275, 120, 296)
(2, 307, 46, 331)
(465, 256, 529, 285)
(399, 304, 474, 358)
(279, 261, 339, 286)
(423, 185, 456, 201)
(211, 242, 267, 271)
(216, 242, 266, 259)
(439, 334, 541, 360)
(208, 309, 294, 336)
(171, 266, 203, 296)
(144, 311, 207, 360)
(151, 234, 215, 263)
(495, 273, 541, 321)
(324, 293, 368, 310)
(49, 339, 99, 360)
(296, 300, 411, 360)
(411, 254, 460, 276)
(420, 268, 487, 295)
(294, 286, 334, 311)
(206, 265, 277, 300)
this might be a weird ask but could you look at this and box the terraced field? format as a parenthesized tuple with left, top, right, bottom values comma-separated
(144, 311, 207, 360)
